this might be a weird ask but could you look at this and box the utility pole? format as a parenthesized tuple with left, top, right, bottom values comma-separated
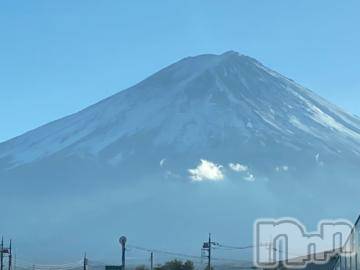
(207, 234, 211, 270)
(1, 236, 4, 270)
(202, 234, 213, 270)
(8, 240, 12, 270)
(83, 253, 88, 270)
(150, 252, 153, 270)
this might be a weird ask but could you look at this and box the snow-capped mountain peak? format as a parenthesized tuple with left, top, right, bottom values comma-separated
(1, 51, 360, 170)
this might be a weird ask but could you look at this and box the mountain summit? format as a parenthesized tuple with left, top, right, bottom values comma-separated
(1, 51, 360, 172)
(1, 52, 360, 259)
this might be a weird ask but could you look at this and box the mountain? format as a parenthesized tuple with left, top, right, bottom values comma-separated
(1, 51, 360, 262)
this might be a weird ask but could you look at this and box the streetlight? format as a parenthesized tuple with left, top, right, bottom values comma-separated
(119, 236, 127, 270)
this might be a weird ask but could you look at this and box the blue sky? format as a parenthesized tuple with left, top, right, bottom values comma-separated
(0, 0, 359, 143)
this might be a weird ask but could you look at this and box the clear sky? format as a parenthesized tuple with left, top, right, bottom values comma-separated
(0, 0, 359, 143)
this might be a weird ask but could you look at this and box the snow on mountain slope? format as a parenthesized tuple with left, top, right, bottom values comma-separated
(1, 51, 360, 170)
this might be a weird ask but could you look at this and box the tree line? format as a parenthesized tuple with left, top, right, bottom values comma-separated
(135, 259, 195, 270)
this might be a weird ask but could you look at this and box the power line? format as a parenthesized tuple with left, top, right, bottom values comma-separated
(127, 245, 203, 260)
(215, 242, 270, 251)
(127, 244, 250, 264)
(15, 258, 82, 270)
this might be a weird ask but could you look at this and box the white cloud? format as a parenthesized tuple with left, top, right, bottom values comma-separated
(228, 162, 255, 182)
(275, 165, 289, 172)
(315, 153, 324, 166)
(160, 158, 166, 167)
(229, 163, 248, 172)
(244, 173, 255, 182)
(189, 159, 224, 182)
